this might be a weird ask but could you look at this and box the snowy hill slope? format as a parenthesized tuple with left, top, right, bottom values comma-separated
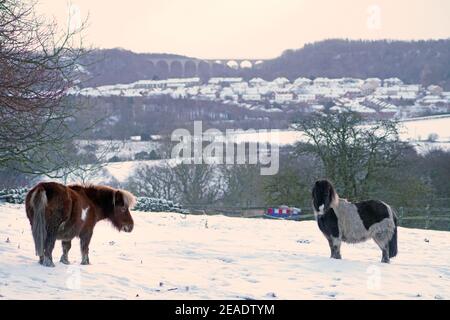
(0, 204, 449, 300)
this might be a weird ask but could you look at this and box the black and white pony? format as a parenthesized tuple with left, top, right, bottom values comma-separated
(312, 180, 398, 263)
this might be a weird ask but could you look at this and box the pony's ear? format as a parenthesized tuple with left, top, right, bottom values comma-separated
(113, 191, 125, 207)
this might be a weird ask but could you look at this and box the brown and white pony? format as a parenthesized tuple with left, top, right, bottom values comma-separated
(25, 182, 136, 267)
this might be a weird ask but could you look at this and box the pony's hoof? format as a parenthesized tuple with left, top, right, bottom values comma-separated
(381, 258, 390, 264)
(80, 258, 90, 265)
(60, 256, 70, 265)
(42, 257, 55, 267)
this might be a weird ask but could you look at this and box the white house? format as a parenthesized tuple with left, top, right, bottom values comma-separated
(313, 77, 332, 86)
(365, 78, 382, 87)
(249, 78, 267, 86)
(361, 81, 380, 95)
(166, 78, 200, 88)
(383, 78, 403, 87)
(374, 84, 420, 100)
(242, 93, 262, 101)
(419, 95, 447, 105)
(170, 88, 188, 99)
(133, 80, 167, 89)
(310, 104, 325, 111)
(186, 86, 200, 96)
(200, 85, 218, 95)
(220, 87, 238, 101)
(427, 85, 443, 95)
(339, 78, 364, 87)
(297, 94, 316, 103)
(274, 92, 294, 103)
(230, 82, 249, 94)
(199, 93, 217, 100)
(293, 77, 312, 87)
(209, 77, 243, 85)
(272, 77, 290, 88)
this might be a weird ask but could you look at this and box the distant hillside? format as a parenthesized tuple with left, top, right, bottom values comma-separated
(253, 39, 450, 89)
(80, 48, 193, 87)
(79, 39, 450, 89)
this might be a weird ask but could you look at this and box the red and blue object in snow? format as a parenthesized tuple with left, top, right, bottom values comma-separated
(265, 206, 301, 219)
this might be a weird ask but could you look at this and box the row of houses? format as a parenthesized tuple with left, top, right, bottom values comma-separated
(71, 76, 450, 118)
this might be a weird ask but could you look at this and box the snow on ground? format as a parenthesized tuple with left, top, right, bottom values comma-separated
(104, 158, 181, 183)
(0, 204, 449, 300)
(399, 115, 450, 142)
(105, 160, 147, 183)
(76, 139, 160, 161)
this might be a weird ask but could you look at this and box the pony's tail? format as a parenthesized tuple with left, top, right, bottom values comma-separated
(388, 208, 398, 258)
(30, 186, 47, 257)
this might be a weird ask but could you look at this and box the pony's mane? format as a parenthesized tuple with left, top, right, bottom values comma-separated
(69, 184, 136, 209)
(120, 189, 137, 209)
(68, 182, 94, 188)
(326, 180, 340, 208)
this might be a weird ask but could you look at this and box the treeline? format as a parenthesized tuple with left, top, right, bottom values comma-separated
(251, 39, 450, 89)
(69, 95, 299, 139)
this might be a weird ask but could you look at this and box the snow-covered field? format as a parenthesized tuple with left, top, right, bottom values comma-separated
(0, 204, 449, 300)
(400, 115, 450, 142)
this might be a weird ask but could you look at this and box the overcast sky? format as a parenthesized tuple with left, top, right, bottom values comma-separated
(37, 0, 450, 59)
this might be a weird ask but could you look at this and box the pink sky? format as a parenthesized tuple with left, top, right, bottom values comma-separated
(37, 0, 450, 59)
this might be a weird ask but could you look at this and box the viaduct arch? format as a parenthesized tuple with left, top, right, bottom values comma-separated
(145, 58, 266, 79)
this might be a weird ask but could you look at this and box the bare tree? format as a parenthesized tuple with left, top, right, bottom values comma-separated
(263, 152, 321, 208)
(172, 163, 221, 206)
(0, 0, 91, 176)
(56, 140, 116, 184)
(127, 161, 179, 200)
(220, 164, 264, 208)
(127, 161, 221, 205)
(293, 111, 406, 199)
